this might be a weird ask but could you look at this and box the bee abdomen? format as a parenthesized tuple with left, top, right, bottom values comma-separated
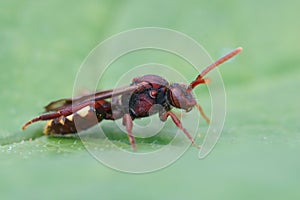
(44, 106, 105, 135)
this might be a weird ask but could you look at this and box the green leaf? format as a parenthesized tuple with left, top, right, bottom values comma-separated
(1, 0, 299, 200)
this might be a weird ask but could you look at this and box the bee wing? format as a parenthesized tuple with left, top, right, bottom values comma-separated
(44, 82, 149, 112)
(44, 88, 115, 112)
(44, 98, 73, 112)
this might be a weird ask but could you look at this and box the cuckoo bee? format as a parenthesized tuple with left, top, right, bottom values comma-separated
(22, 47, 242, 150)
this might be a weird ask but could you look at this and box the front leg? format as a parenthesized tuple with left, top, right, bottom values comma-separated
(159, 111, 199, 148)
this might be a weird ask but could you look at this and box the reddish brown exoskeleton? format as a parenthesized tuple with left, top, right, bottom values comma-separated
(22, 47, 242, 150)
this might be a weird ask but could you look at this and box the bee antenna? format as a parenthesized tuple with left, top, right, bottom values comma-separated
(188, 47, 243, 91)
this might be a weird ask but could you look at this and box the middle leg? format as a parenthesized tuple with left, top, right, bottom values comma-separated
(122, 113, 136, 150)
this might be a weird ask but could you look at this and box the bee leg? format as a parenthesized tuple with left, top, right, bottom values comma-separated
(122, 113, 136, 151)
(195, 104, 210, 124)
(160, 111, 199, 148)
(22, 112, 65, 130)
(22, 101, 95, 130)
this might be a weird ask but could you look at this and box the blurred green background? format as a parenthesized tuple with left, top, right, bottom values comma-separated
(0, 0, 299, 199)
